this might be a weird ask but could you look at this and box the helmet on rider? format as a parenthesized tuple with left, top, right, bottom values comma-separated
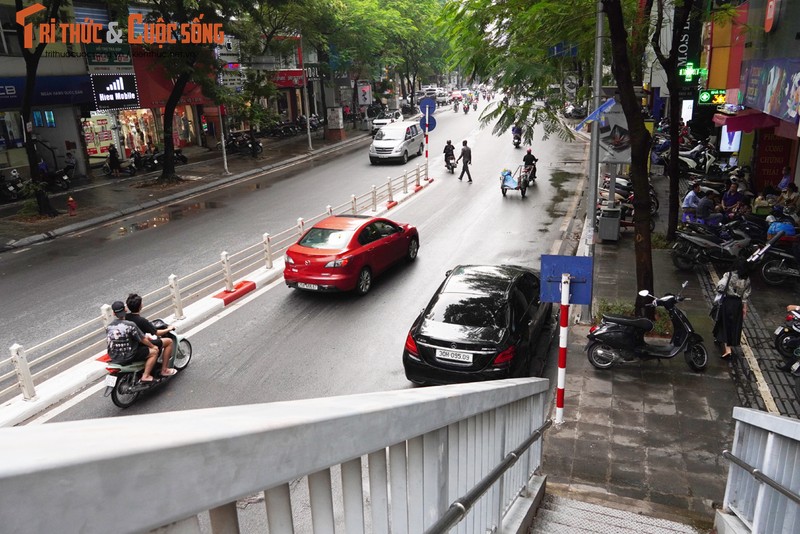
(526, 148, 531, 153)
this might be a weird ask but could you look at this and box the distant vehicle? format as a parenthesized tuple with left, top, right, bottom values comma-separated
(371, 109, 404, 135)
(435, 89, 448, 105)
(450, 90, 463, 102)
(284, 215, 420, 295)
(369, 121, 425, 164)
(403, 264, 553, 385)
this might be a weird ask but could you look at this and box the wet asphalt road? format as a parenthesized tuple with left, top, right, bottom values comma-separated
(27, 102, 588, 421)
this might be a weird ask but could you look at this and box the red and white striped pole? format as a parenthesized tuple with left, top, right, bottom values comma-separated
(555, 273, 570, 424)
(424, 107, 429, 177)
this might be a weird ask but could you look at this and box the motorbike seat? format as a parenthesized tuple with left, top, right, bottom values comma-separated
(602, 315, 654, 331)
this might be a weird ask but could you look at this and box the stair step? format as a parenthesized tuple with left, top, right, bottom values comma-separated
(531, 495, 702, 534)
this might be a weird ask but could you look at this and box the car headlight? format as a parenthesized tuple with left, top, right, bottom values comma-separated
(392, 146, 402, 153)
(325, 257, 350, 268)
(369, 145, 376, 153)
(285, 255, 294, 265)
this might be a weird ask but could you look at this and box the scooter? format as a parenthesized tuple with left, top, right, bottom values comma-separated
(513, 133, 521, 148)
(463, 103, 469, 114)
(102, 319, 192, 408)
(102, 155, 137, 176)
(774, 309, 800, 359)
(671, 220, 754, 271)
(472, 101, 477, 111)
(0, 168, 25, 201)
(454, 102, 459, 113)
(586, 281, 708, 372)
(445, 154, 456, 173)
(39, 163, 73, 190)
(522, 163, 536, 184)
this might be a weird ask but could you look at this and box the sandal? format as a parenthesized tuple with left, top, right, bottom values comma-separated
(720, 353, 732, 359)
(161, 368, 177, 376)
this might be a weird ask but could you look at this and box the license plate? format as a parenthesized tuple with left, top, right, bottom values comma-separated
(436, 349, 472, 363)
(104, 374, 117, 387)
(775, 327, 785, 336)
(298, 282, 319, 290)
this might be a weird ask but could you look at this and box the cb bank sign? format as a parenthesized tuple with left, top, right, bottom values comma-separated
(16, 3, 225, 48)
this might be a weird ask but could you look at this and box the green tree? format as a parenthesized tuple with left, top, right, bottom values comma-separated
(14, 0, 66, 204)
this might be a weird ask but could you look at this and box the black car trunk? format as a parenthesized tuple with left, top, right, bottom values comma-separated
(415, 320, 505, 371)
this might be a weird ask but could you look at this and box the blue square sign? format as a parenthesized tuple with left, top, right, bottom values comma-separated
(540, 255, 593, 304)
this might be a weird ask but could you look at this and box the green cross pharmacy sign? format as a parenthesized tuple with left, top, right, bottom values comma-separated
(679, 62, 707, 83)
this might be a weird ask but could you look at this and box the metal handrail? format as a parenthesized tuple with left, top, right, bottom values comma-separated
(723, 449, 800, 505)
(425, 418, 553, 533)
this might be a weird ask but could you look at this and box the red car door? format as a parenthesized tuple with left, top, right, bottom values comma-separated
(374, 221, 407, 268)
(356, 223, 383, 273)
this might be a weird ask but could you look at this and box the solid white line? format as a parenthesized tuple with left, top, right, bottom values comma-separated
(27, 382, 106, 425)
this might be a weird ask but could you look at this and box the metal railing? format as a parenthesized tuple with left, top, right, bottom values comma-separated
(721, 406, 800, 532)
(0, 377, 549, 534)
(1, 162, 429, 402)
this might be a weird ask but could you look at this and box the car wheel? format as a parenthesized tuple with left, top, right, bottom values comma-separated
(417, 144, 423, 156)
(402, 151, 409, 164)
(406, 237, 419, 262)
(355, 267, 372, 295)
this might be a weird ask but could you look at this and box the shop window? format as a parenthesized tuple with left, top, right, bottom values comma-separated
(33, 111, 44, 128)
(0, 6, 22, 56)
(44, 111, 56, 128)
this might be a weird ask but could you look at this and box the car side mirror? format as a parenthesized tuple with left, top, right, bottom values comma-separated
(445, 270, 452, 277)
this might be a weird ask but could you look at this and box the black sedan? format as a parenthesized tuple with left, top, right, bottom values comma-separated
(403, 265, 553, 385)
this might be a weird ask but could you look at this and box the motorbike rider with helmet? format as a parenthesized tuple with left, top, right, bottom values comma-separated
(522, 148, 538, 180)
(443, 140, 456, 170)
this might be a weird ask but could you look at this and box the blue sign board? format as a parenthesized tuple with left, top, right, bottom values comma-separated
(0, 76, 93, 110)
(419, 97, 436, 115)
(420, 115, 436, 133)
(539, 255, 593, 305)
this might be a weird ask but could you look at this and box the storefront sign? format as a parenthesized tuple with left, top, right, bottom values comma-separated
(91, 74, 140, 110)
(740, 57, 800, 121)
(765, 0, 782, 32)
(0, 76, 92, 110)
(755, 131, 792, 190)
(677, 9, 703, 86)
(698, 89, 726, 105)
(85, 43, 134, 73)
(273, 70, 304, 89)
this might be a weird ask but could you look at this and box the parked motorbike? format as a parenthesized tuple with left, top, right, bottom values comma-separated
(39, 162, 73, 190)
(773, 309, 800, 359)
(102, 155, 136, 176)
(445, 154, 456, 173)
(586, 281, 708, 371)
(671, 220, 755, 271)
(0, 168, 25, 201)
(102, 319, 192, 408)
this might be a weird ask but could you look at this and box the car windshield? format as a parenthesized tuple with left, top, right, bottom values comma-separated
(426, 293, 508, 328)
(375, 129, 405, 141)
(298, 228, 354, 249)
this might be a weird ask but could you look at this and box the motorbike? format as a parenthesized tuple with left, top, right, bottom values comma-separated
(586, 281, 708, 372)
(774, 309, 800, 359)
(453, 102, 459, 113)
(671, 220, 755, 271)
(0, 168, 26, 201)
(102, 155, 136, 176)
(512, 133, 521, 148)
(102, 319, 192, 408)
(463, 103, 469, 114)
(522, 162, 536, 183)
(39, 162, 73, 190)
(472, 101, 477, 111)
(445, 154, 456, 173)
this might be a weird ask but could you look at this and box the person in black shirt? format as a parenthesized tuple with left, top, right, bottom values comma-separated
(443, 140, 456, 169)
(125, 293, 176, 377)
(455, 140, 472, 182)
(522, 148, 538, 180)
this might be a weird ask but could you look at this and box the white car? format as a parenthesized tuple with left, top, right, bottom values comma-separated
(371, 109, 404, 136)
(369, 121, 425, 165)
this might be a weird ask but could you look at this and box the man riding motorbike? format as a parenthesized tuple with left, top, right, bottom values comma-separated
(443, 140, 456, 172)
(523, 148, 538, 180)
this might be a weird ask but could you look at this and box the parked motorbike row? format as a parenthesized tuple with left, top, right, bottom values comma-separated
(102, 148, 189, 176)
(0, 163, 73, 202)
(217, 133, 264, 156)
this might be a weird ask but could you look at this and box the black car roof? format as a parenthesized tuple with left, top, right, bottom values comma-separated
(441, 265, 532, 296)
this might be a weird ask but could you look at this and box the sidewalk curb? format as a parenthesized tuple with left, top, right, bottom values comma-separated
(1, 134, 373, 252)
(0, 171, 435, 427)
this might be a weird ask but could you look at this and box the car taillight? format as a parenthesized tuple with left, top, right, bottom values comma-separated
(404, 333, 419, 357)
(105, 368, 119, 374)
(285, 254, 294, 265)
(325, 257, 350, 268)
(589, 325, 598, 333)
(493, 346, 515, 365)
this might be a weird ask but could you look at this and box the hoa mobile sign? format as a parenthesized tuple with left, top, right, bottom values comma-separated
(16, 3, 225, 49)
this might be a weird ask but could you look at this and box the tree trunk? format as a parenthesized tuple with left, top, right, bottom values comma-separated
(603, 0, 654, 318)
(160, 70, 192, 182)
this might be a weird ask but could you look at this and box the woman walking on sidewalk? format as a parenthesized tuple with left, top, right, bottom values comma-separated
(712, 258, 751, 358)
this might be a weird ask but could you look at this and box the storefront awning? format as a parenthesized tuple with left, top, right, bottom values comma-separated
(712, 108, 780, 132)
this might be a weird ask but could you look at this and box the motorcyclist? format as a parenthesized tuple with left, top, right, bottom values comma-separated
(522, 148, 538, 179)
(512, 124, 523, 138)
(443, 140, 456, 168)
(454, 101, 459, 112)
(124, 293, 177, 378)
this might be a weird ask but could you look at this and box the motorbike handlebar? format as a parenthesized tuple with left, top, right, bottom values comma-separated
(747, 230, 785, 263)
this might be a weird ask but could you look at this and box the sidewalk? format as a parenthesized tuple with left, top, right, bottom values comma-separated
(0, 127, 373, 251)
(542, 171, 799, 528)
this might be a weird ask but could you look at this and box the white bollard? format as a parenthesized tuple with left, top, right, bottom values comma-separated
(297, 217, 305, 237)
(168, 274, 185, 320)
(263, 233, 273, 270)
(351, 194, 357, 214)
(326, 204, 333, 215)
(371, 185, 377, 212)
(10, 344, 36, 401)
(403, 170, 409, 194)
(388, 177, 394, 203)
(415, 164, 421, 187)
(221, 251, 234, 292)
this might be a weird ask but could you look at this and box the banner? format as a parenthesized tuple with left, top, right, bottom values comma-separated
(740, 58, 800, 122)
(598, 101, 631, 164)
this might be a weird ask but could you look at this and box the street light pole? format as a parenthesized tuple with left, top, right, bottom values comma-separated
(300, 36, 312, 151)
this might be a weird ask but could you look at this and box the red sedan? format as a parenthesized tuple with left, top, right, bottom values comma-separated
(284, 215, 420, 295)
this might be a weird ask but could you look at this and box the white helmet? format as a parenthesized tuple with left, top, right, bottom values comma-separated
(766, 215, 776, 223)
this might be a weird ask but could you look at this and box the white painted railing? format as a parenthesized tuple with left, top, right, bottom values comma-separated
(721, 407, 800, 532)
(1, 162, 429, 401)
(0, 378, 549, 534)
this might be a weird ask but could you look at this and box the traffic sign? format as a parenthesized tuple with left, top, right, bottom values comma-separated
(419, 97, 436, 115)
(420, 115, 437, 132)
